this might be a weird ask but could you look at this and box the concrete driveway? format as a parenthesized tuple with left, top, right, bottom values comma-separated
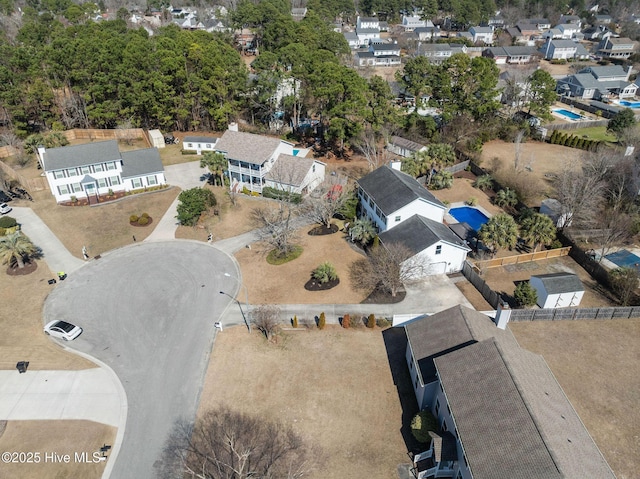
(43, 240, 237, 479)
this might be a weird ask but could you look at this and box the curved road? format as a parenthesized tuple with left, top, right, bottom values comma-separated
(43, 241, 238, 479)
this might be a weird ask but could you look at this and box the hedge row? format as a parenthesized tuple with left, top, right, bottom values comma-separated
(548, 130, 602, 151)
(261, 186, 302, 204)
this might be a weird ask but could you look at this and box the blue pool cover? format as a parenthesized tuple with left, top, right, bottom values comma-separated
(449, 207, 490, 232)
(605, 249, 640, 272)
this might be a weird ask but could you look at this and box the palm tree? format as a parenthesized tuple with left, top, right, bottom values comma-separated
(494, 187, 518, 208)
(473, 174, 493, 191)
(0, 232, 38, 269)
(312, 262, 338, 284)
(431, 171, 453, 190)
(519, 213, 556, 251)
(200, 151, 228, 186)
(349, 217, 376, 245)
(478, 213, 518, 256)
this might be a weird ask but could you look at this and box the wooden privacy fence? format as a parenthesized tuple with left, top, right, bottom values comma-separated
(64, 128, 150, 146)
(474, 247, 571, 269)
(509, 306, 640, 322)
(461, 261, 500, 309)
(0, 145, 18, 159)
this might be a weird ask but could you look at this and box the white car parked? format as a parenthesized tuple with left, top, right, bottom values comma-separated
(0, 203, 11, 214)
(44, 320, 83, 341)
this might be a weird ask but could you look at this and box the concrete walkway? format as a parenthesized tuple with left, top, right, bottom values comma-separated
(0, 368, 121, 426)
(10, 206, 85, 275)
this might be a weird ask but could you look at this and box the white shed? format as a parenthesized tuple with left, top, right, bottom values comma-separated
(530, 273, 584, 308)
(540, 198, 572, 228)
(148, 129, 165, 149)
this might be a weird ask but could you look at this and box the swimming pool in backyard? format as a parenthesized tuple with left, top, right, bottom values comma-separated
(449, 206, 490, 232)
(553, 108, 584, 120)
(617, 100, 640, 108)
(605, 249, 640, 273)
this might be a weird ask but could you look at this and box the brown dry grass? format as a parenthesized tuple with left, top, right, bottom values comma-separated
(0, 420, 116, 479)
(510, 319, 640, 479)
(28, 187, 179, 259)
(0, 260, 95, 370)
(235, 223, 368, 304)
(198, 326, 408, 479)
(430, 177, 503, 215)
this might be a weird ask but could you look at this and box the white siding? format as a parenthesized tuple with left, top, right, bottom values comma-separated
(389, 199, 445, 230)
(405, 241, 468, 277)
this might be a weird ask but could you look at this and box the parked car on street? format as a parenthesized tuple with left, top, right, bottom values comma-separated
(0, 203, 11, 214)
(44, 320, 83, 341)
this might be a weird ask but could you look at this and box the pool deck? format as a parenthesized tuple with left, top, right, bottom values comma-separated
(445, 202, 493, 227)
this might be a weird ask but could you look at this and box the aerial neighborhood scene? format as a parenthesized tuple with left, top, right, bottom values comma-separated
(2, 0, 640, 477)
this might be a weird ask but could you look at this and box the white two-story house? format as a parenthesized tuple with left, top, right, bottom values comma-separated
(38, 140, 166, 204)
(469, 26, 494, 44)
(405, 305, 617, 479)
(598, 37, 637, 60)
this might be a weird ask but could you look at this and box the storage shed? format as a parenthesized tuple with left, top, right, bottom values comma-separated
(148, 129, 165, 149)
(530, 273, 584, 308)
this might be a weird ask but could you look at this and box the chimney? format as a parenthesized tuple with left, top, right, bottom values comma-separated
(228, 122, 238, 132)
(390, 160, 402, 171)
(494, 301, 511, 330)
(37, 146, 46, 170)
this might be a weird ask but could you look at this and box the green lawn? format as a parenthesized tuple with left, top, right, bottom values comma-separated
(570, 125, 617, 142)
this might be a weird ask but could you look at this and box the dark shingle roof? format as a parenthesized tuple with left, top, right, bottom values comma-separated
(389, 135, 425, 152)
(214, 130, 282, 165)
(531, 273, 584, 294)
(183, 136, 218, 145)
(357, 165, 444, 215)
(378, 215, 469, 257)
(43, 140, 121, 171)
(435, 339, 563, 479)
(120, 148, 164, 178)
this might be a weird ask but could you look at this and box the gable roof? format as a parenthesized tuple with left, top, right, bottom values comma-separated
(120, 148, 164, 178)
(531, 273, 584, 294)
(214, 130, 281, 165)
(357, 165, 444, 216)
(183, 136, 218, 144)
(378, 214, 469, 257)
(435, 339, 563, 479)
(582, 65, 629, 78)
(388, 135, 426, 152)
(43, 140, 121, 171)
(265, 154, 321, 187)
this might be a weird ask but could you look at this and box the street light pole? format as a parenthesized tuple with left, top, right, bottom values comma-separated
(219, 290, 251, 333)
(223, 272, 249, 310)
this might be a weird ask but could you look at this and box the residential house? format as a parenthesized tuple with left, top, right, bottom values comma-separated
(540, 39, 589, 60)
(291, 7, 306, 21)
(582, 24, 615, 41)
(264, 154, 325, 194)
(182, 136, 218, 155)
(356, 43, 401, 66)
(343, 31, 360, 48)
(508, 22, 541, 44)
(419, 43, 458, 64)
(405, 305, 617, 479)
(456, 31, 473, 42)
(356, 164, 445, 232)
(379, 21, 389, 32)
(557, 23, 580, 39)
(356, 27, 381, 45)
(356, 16, 379, 30)
(486, 15, 505, 29)
(469, 25, 494, 44)
(595, 14, 613, 24)
(598, 37, 636, 59)
(387, 136, 427, 158)
(482, 46, 539, 64)
(214, 126, 316, 194)
(402, 15, 430, 31)
(559, 14, 582, 28)
(378, 215, 470, 274)
(38, 140, 166, 204)
(413, 26, 441, 41)
(521, 17, 551, 30)
(530, 273, 585, 308)
(557, 65, 637, 100)
(540, 27, 563, 40)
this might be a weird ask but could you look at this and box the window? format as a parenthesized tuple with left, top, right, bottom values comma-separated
(57, 185, 69, 195)
(441, 420, 448, 432)
(98, 178, 107, 188)
(312, 164, 315, 172)
(381, 214, 387, 225)
(205, 144, 211, 148)
(67, 168, 78, 177)
(435, 245, 442, 255)
(132, 178, 143, 188)
(71, 183, 83, 193)
(435, 399, 440, 415)
(187, 143, 193, 148)
(110, 176, 120, 186)
(53, 170, 65, 179)
(368, 197, 374, 207)
(80, 166, 91, 175)
(106, 162, 117, 171)
(94, 163, 104, 172)
(147, 175, 158, 186)
(395, 215, 401, 222)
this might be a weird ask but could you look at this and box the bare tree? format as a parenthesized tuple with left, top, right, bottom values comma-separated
(350, 242, 430, 297)
(352, 127, 389, 171)
(590, 207, 633, 261)
(303, 174, 351, 228)
(117, 118, 137, 145)
(158, 406, 313, 479)
(251, 304, 281, 340)
(513, 130, 525, 172)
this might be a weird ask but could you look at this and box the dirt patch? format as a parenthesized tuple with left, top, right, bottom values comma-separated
(0, 258, 95, 370)
(197, 326, 409, 479)
(6, 260, 37, 276)
(510, 319, 640, 479)
(304, 276, 340, 291)
(235, 223, 368, 304)
(0, 420, 116, 479)
(308, 223, 339, 235)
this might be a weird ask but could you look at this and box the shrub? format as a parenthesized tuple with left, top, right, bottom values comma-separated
(0, 216, 17, 228)
(376, 317, 391, 328)
(411, 410, 439, 444)
(137, 216, 149, 226)
(176, 188, 217, 226)
(242, 186, 251, 195)
(0, 227, 5, 236)
(367, 314, 375, 329)
(292, 315, 298, 328)
(262, 186, 303, 204)
(466, 197, 478, 206)
(514, 281, 538, 308)
(312, 262, 338, 284)
(107, 189, 114, 196)
(318, 312, 326, 330)
(342, 314, 350, 329)
(141, 212, 150, 218)
(70, 195, 78, 203)
(549, 239, 563, 249)
(130, 215, 139, 223)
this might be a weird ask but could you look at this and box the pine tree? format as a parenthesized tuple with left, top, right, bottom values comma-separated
(318, 312, 326, 330)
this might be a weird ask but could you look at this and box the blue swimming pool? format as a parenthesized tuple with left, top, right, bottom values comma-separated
(449, 206, 490, 232)
(618, 100, 640, 108)
(605, 249, 640, 272)
(553, 108, 582, 120)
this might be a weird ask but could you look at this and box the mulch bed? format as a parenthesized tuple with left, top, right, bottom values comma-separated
(308, 223, 339, 236)
(130, 217, 154, 227)
(360, 284, 406, 304)
(6, 260, 38, 276)
(304, 277, 340, 291)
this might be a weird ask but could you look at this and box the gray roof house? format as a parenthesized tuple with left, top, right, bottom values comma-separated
(357, 165, 445, 232)
(557, 65, 637, 100)
(540, 39, 589, 59)
(386, 135, 427, 157)
(406, 305, 616, 479)
(264, 154, 326, 194)
(183, 135, 218, 155)
(38, 140, 166, 204)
